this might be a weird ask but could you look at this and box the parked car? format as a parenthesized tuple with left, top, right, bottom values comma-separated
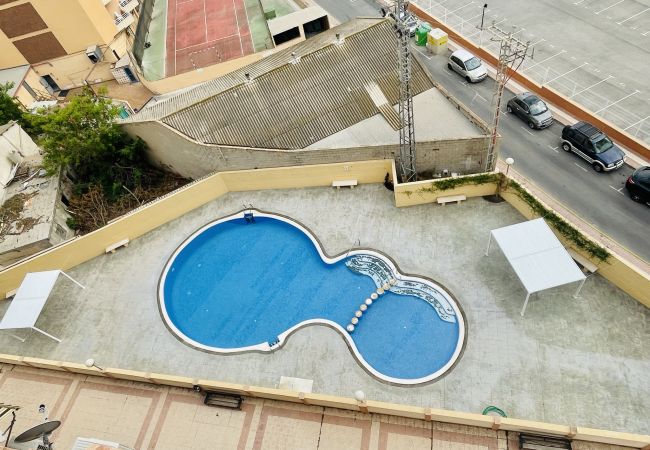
(561, 122, 625, 172)
(506, 92, 554, 129)
(447, 49, 487, 83)
(625, 166, 650, 203)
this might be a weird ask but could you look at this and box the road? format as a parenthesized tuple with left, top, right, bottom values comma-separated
(316, 0, 650, 261)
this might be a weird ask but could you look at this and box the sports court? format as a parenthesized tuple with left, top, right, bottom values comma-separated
(165, 0, 256, 76)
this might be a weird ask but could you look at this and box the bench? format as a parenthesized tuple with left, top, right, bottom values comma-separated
(436, 194, 466, 205)
(105, 238, 129, 254)
(568, 248, 598, 274)
(203, 390, 243, 410)
(332, 179, 357, 189)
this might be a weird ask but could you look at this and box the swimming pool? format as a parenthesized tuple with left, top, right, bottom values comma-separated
(159, 210, 465, 385)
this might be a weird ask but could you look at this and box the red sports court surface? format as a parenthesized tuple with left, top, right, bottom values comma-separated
(166, 0, 255, 76)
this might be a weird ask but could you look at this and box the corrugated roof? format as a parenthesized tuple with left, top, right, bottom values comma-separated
(126, 19, 434, 150)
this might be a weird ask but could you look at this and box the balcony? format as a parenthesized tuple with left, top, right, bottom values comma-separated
(114, 11, 134, 32)
(119, 0, 139, 13)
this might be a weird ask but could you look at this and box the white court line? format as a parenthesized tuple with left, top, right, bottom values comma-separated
(548, 145, 559, 153)
(520, 126, 534, 136)
(609, 185, 625, 195)
(522, 50, 567, 72)
(595, 0, 624, 15)
(574, 163, 589, 172)
(617, 7, 649, 24)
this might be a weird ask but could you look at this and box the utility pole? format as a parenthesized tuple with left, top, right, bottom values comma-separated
(485, 23, 532, 172)
(393, 0, 417, 182)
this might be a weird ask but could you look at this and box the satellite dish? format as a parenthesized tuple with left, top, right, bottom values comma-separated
(14, 420, 61, 444)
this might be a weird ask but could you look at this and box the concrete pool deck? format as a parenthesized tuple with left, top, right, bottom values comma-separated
(0, 185, 648, 435)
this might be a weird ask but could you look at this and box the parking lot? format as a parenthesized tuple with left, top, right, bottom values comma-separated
(413, 0, 650, 145)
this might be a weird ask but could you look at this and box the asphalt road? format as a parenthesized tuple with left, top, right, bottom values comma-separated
(315, 0, 650, 262)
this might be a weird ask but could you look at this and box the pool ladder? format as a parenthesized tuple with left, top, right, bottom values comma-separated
(346, 278, 397, 333)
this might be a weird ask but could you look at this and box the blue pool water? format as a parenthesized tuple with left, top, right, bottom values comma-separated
(161, 214, 463, 383)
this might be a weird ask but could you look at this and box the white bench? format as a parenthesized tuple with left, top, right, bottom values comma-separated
(332, 179, 357, 189)
(568, 248, 598, 274)
(436, 194, 466, 205)
(105, 238, 130, 254)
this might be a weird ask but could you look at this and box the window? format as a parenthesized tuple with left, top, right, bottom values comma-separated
(591, 136, 613, 153)
(464, 57, 481, 71)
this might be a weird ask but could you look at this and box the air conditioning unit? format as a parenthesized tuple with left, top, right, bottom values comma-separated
(85, 45, 103, 63)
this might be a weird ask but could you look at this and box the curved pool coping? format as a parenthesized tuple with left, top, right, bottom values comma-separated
(157, 209, 467, 386)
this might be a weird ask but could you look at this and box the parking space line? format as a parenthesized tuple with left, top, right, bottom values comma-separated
(594, 90, 639, 114)
(522, 50, 567, 72)
(448, 1, 475, 14)
(595, 0, 624, 15)
(569, 75, 615, 98)
(616, 7, 649, 24)
(415, 48, 432, 60)
(472, 92, 487, 102)
(609, 185, 625, 195)
(520, 126, 534, 136)
(548, 145, 559, 153)
(574, 163, 589, 172)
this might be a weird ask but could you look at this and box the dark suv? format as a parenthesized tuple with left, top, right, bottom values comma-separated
(561, 122, 625, 172)
(625, 166, 650, 204)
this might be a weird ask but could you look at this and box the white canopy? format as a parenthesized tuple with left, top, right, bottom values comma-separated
(485, 218, 586, 316)
(0, 270, 84, 342)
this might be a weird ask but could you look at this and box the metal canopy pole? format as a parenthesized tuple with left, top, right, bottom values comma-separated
(59, 271, 86, 289)
(520, 292, 531, 317)
(573, 277, 587, 299)
(31, 327, 61, 343)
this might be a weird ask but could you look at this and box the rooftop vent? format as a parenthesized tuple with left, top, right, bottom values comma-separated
(290, 52, 301, 65)
(335, 33, 345, 46)
(244, 73, 253, 84)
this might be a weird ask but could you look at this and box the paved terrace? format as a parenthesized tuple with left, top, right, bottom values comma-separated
(0, 185, 648, 435)
(0, 365, 638, 450)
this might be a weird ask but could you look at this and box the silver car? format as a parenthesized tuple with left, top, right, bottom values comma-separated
(447, 49, 488, 83)
(506, 92, 554, 129)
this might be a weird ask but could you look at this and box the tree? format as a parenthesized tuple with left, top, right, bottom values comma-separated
(38, 87, 147, 199)
(0, 82, 24, 126)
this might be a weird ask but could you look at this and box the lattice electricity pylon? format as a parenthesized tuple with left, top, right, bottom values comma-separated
(393, 0, 417, 182)
(485, 23, 532, 172)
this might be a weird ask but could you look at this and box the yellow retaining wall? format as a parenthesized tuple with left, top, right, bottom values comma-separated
(500, 187, 650, 308)
(1, 354, 648, 448)
(394, 177, 498, 207)
(0, 159, 391, 297)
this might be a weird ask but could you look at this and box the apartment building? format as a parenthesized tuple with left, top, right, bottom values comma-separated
(0, 0, 139, 106)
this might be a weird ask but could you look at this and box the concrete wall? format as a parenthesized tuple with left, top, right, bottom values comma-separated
(0, 160, 390, 296)
(0, 354, 648, 448)
(123, 121, 489, 179)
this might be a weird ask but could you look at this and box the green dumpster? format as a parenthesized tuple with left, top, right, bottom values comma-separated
(415, 22, 432, 46)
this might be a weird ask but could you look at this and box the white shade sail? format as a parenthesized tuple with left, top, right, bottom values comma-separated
(486, 218, 586, 316)
(0, 270, 84, 342)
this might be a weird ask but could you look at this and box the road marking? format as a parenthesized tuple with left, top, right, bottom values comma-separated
(595, 0, 624, 15)
(609, 185, 625, 195)
(531, 38, 545, 46)
(522, 50, 567, 72)
(643, 29, 650, 36)
(472, 92, 487, 102)
(617, 7, 649, 24)
(574, 162, 588, 172)
(573, 0, 587, 4)
(548, 145, 559, 153)
(520, 126, 534, 136)
(415, 48, 432, 60)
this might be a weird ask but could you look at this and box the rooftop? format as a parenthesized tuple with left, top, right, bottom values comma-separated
(0, 364, 638, 450)
(0, 184, 647, 436)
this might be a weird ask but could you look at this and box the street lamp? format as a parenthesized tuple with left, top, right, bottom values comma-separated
(505, 157, 514, 176)
(479, 4, 488, 47)
(85, 358, 104, 371)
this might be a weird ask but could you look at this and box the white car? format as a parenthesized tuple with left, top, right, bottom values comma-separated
(447, 49, 488, 83)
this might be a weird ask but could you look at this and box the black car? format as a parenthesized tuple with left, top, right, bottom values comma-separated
(625, 166, 650, 204)
(561, 122, 625, 172)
